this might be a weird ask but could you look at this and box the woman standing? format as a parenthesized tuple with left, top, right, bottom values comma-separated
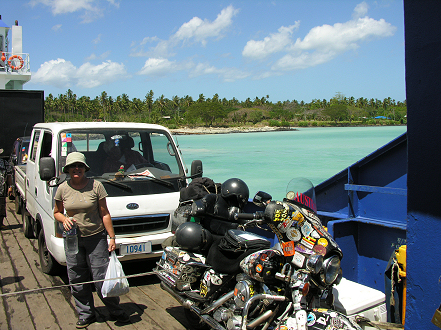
(54, 152, 130, 328)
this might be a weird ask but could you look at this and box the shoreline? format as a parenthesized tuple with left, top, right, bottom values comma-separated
(170, 126, 295, 135)
(169, 124, 406, 135)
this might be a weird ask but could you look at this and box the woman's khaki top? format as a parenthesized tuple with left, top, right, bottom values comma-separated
(55, 179, 108, 237)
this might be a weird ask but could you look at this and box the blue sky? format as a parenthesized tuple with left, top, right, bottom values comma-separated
(1, 0, 405, 103)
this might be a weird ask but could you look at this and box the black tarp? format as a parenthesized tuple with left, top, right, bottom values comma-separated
(0, 90, 44, 155)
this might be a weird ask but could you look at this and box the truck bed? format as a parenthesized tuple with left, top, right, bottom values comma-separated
(14, 164, 26, 200)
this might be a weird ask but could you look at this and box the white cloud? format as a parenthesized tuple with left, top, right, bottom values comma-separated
(33, 58, 127, 88)
(140, 36, 160, 45)
(138, 58, 181, 76)
(32, 58, 77, 88)
(353, 1, 369, 19)
(220, 68, 250, 82)
(188, 63, 250, 82)
(173, 5, 239, 46)
(85, 50, 111, 61)
(29, 0, 104, 23)
(93, 34, 102, 44)
(131, 5, 239, 57)
(106, 0, 119, 8)
(76, 60, 127, 88)
(189, 63, 219, 77)
(29, 0, 95, 15)
(291, 17, 395, 53)
(51, 24, 62, 32)
(242, 23, 300, 60)
(247, 1, 397, 74)
(272, 51, 336, 71)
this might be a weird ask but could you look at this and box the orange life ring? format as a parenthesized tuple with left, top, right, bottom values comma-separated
(8, 55, 24, 70)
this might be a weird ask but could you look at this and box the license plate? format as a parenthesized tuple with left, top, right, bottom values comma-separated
(119, 242, 152, 256)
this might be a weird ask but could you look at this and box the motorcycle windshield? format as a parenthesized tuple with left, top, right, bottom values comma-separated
(285, 177, 317, 212)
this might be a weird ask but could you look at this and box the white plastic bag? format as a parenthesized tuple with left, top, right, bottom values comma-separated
(102, 251, 129, 298)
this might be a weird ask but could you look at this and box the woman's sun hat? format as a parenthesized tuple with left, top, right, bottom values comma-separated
(63, 152, 90, 173)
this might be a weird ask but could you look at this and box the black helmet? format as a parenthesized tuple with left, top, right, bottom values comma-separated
(221, 178, 249, 209)
(175, 222, 213, 252)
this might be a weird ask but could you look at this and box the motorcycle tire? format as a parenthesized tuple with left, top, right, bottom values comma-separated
(184, 308, 210, 330)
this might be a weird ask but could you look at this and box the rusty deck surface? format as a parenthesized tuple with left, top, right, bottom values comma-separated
(0, 200, 190, 330)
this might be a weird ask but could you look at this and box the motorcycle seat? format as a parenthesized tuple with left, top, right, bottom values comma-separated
(207, 230, 271, 274)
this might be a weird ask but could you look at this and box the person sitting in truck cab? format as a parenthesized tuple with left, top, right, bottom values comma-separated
(102, 143, 124, 173)
(119, 136, 148, 169)
(102, 136, 148, 173)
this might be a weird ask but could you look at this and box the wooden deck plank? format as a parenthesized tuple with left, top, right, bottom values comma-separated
(138, 283, 189, 328)
(125, 285, 185, 330)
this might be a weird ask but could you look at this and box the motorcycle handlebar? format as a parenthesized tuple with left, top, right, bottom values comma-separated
(233, 211, 264, 221)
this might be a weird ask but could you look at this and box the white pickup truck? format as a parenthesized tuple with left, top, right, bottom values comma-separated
(19, 122, 202, 274)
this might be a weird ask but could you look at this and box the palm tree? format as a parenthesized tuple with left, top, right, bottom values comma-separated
(211, 93, 220, 103)
(99, 91, 109, 121)
(58, 93, 67, 119)
(182, 95, 194, 108)
(157, 94, 167, 115)
(144, 90, 154, 120)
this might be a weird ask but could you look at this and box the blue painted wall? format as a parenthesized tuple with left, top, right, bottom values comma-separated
(315, 133, 407, 296)
(404, 1, 441, 329)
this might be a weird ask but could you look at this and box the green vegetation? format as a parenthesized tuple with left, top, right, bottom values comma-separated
(44, 90, 407, 127)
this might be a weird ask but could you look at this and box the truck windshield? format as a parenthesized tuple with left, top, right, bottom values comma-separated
(57, 128, 185, 196)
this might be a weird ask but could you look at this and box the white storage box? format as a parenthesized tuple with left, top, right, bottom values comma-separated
(333, 278, 387, 329)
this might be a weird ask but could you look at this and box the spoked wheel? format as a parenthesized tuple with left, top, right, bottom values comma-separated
(183, 308, 210, 330)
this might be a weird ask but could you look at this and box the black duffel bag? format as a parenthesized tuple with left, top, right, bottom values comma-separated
(218, 229, 270, 253)
(207, 229, 271, 274)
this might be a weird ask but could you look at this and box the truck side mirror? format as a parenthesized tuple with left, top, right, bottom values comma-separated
(39, 157, 56, 181)
(191, 160, 203, 178)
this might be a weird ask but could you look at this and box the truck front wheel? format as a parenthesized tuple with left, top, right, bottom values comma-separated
(38, 230, 62, 275)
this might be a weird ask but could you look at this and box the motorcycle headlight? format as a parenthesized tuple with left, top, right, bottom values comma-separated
(320, 255, 341, 285)
(306, 254, 323, 274)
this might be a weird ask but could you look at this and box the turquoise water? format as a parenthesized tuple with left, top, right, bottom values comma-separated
(175, 126, 407, 200)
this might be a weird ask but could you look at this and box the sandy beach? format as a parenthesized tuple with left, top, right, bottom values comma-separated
(170, 126, 295, 135)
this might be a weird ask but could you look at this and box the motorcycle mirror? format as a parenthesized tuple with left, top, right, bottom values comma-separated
(253, 191, 272, 208)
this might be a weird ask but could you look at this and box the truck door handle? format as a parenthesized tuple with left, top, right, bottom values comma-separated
(35, 188, 37, 195)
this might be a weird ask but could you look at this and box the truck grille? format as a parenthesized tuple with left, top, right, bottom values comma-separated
(112, 214, 170, 234)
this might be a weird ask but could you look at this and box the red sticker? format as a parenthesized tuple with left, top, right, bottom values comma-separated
(282, 241, 295, 257)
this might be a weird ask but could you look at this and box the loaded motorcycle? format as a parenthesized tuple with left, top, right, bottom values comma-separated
(154, 178, 362, 330)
